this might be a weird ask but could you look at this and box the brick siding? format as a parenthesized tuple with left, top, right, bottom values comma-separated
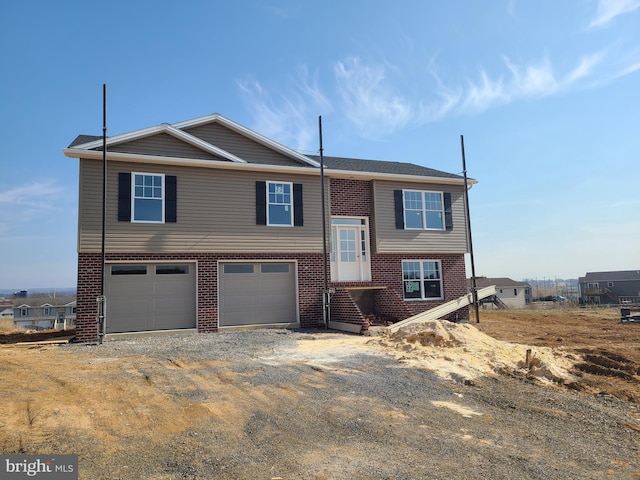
(76, 252, 325, 342)
(76, 178, 468, 340)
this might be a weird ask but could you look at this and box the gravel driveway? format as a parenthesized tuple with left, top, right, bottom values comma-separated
(37, 329, 636, 479)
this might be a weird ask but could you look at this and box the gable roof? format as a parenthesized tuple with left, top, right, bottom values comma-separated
(67, 113, 319, 167)
(579, 270, 640, 282)
(64, 113, 473, 185)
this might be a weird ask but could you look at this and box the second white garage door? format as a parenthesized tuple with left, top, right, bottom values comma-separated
(218, 262, 297, 327)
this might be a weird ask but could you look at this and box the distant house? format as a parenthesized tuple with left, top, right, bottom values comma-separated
(12, 300, 76, 330)
(0, 308, 14, 319)
(578, 270, 640, 305)
(468, 277, 532, 309)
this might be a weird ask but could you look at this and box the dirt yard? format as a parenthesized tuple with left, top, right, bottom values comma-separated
(474, 307, 640, 403)
(0, 307, 639, 479)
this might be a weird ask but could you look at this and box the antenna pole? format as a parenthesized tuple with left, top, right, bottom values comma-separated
(461, 135, 479, 323)
(98, 84, 107, 343)
(319, 116, 330, 329)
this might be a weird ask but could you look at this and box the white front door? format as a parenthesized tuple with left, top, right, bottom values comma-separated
(331, 217, 371, 282)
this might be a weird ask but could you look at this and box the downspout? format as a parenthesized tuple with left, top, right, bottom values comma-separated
(319, 116, 330, 328)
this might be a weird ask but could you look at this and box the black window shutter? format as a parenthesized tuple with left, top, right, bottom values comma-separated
(394, 190, 404, 229)
(118, 172, 131, 222)
(256, 181, 267, 225)
(443, 192, 453, 230)
(293, 183, 303, 226)
(165, 175, 177, 223)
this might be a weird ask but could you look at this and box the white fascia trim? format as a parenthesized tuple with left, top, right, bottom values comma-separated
(70, 124, 166, 150)
(62, 148, 472, 186)
(162, 124, 246, 163)
(324, 168, 477, 187)
(62, 148, 318, 175)
(72, 112, 317, 167)
(174, 113, 321, 168)
(69, 123, 247, 164)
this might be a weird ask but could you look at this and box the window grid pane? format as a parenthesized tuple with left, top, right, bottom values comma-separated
(133, 173, 164, 222)
(267, 182, 293, 226)
(402, 260, 442, 300)
(404, 191, 424, 229)
(403, 190, 445, 230)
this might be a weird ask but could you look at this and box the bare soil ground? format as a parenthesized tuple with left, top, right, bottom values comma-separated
(0, 308, 639, 479)
(474, 307, 640, 403)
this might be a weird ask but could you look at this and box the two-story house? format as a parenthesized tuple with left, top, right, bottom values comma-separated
(63, 114, 476, 341)
(579, 270, 640, 305)
(12, 300, 77, 330)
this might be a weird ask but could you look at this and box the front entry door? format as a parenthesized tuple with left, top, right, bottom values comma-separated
(331, 217, 371, 282)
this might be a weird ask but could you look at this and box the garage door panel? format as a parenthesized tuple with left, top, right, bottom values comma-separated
(221, 294, 258, 308)
(222, 277, 258, 291)
(259, 293, 294, 308)
(219, 262, 297, 327)
(105, 263, 196, 333)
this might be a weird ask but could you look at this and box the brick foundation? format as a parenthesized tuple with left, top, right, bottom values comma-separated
(76, 252, 326, 342)
(75, 177, 468, 341)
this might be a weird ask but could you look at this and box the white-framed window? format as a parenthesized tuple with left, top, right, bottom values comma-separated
(402, 260, 443, 300)
(132, 172, 165, 223)
(20, 308, 28, 317)
(403, 190, 444, 230)
(267, 181, 293, 226)
(43, 306, 50, 316)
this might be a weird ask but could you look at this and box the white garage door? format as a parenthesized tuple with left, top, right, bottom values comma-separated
(218, 262, 297, 327)
(105, 263, 196, 334)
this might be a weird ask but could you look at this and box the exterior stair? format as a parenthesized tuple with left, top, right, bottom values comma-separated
(387, 285, 497, 333)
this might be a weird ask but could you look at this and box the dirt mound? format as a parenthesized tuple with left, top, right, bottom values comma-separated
(379, 319, 578, 387)
(0, 329, 75, 344)
(475, 308, 640, 403)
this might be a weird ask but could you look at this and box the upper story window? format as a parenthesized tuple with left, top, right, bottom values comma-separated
(267, 181, 293, 226)
(256, 181, 303, 227)
(118, 172, 177, 223)
(20, 307, 28, 317)
(403, 190, 444, 230)
(43, 306, 51, 316)
(394, 189, 452, 231)
(132, 173, 164, 223)
(402, 260, 443, 300)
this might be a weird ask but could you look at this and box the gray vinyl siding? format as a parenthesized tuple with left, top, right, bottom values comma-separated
(106, 132, 222, 161)
(372, 180, 468, 254)
(184, 123, 310, 167)
(78, 159, 328, 254)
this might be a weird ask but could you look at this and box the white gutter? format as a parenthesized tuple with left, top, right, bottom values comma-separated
(62, 148, 475, 186)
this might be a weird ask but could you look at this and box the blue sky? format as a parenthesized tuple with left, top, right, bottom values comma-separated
(1, 0, 639, 289)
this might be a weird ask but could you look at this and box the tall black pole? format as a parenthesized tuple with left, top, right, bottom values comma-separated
(461, 135, 480, 323)
(99, 84, 107, 342)
(319, 116, 329, 329)
(101, 84, 107, 296)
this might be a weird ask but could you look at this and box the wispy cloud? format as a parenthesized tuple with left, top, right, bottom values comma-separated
(0, 181, 66, 237)
(0, 182, 62, 209)
(238, 44, 635, 144)
(419, 50, 607, 119)
(236, 65, 330, 151)
(589, 0, 640, 28)
(333, 57, 412, 139)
